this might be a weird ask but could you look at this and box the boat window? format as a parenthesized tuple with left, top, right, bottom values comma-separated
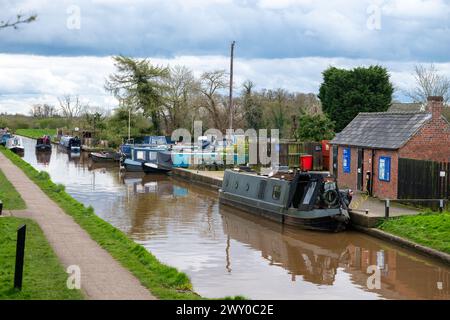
(272, 185, 281, 200)
(234, 181, 239, 189)
(302, 181, 317, 204)
(323, 181, 337, 191)
(257, 180, 267, 199)
(149, 152, 157, 161)
(136, 151, 145, 160)
(225, 179, 229, 187)
(245, 183, 250, 191)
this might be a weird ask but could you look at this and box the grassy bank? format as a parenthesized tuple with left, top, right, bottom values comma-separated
(0, 146, 201, 299)
(0, 169, 26, 210)
(378, 211, 450, 254)
(15, 129, 56, 140)
(0, 217, 84, 299)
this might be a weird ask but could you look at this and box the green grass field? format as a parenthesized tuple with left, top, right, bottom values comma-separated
(0, 169, 26, 210)
(0, 146, 202, 299)
(378, 211, 450, 254)
(0, 217, 84, 299)
(15, 129, 56, 140)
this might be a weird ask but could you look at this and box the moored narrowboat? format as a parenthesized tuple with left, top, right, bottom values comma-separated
(219, 169, 352, 232)
(59, 136, 81, 153)
(122, 147, 172, 173)
(6, 136, 24, 154)
(36, 135, 52, 151)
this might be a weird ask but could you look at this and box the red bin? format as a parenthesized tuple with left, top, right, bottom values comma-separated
(300, 154, 313, 171)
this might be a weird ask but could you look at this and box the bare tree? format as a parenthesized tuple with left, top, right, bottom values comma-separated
(199, 70, 228, 131)
(29, 104, 56, 118)
(162, 66, 200, 132)
(0, 14, 37, 29)
(58, 95, 83, 121)
(407, 64, 450, 103)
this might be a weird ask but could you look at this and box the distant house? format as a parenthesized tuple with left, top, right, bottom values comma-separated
(330, 96, 450, 199)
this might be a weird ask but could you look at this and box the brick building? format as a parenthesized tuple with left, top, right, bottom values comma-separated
(330, 96, 450, 199)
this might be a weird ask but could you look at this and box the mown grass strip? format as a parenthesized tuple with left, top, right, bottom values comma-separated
(0, 217, 84, 300)
(378, 210, 450, 254)
(0, 168, 26, 210)
(15, 129, 56, 140)
(0, 146, 201, 299)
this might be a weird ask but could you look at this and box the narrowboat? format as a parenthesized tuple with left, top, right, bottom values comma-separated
(6, 136, 25, 154)
(120, 136, 170, 158)
(89, 151, 121, 162)
(122, 147, 172, 173)
(36, 136, 52, 151)
(219, 169, 352, 232)
(59, 136, 81, 153)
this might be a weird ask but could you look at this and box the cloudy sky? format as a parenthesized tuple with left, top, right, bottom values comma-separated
(1, 0, 450, 114)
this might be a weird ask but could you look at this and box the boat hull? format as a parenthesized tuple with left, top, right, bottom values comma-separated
(90, 152, 120, 163)
(36, 144, 52, 151)
(123, 162, 144, 172)
(219, 191, 348, 232)
(142, 163, 171, 174)
(8, 147, 25, 154)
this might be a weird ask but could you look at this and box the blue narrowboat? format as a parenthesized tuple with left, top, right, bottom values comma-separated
(122, 147, 172, 173)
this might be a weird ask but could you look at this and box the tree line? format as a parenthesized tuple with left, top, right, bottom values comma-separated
(4, 55, 449, 147)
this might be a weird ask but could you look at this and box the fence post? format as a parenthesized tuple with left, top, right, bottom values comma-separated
(439, 199, 444, 213)
(14, 225, 27, 290)
(385, 199, 390, 218)
(0, 200, 3, 215)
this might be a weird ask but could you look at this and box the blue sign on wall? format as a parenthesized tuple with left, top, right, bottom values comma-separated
(378, 156, 391, 182)
(343, 148, 351, 173)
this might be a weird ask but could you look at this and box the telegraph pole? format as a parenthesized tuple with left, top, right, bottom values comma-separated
(229, 41, 235, 131)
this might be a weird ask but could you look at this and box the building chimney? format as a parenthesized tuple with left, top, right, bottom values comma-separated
(427, 96, 444, 119)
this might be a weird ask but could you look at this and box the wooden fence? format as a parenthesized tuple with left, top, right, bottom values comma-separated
(278, 141, 324, 170)
(398, 158, 450, 200)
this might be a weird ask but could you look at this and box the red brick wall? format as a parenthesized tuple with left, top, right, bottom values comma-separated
(399, 115, 450, 162)
(372, 150, 398, 199)
(336, 146, 358, 190)
(335, 146, 398, 199)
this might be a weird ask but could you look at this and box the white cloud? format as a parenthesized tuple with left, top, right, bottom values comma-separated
(0, 0, 449, 61)
(2, 53, 450, 115)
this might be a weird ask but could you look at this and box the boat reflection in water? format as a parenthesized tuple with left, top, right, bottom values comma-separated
(35, 150, 52, 166)
(123, 173, 188, 197)
(220, 206, 450, 299)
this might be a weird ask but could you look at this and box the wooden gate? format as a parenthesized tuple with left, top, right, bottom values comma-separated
(398, 158, 450, 199)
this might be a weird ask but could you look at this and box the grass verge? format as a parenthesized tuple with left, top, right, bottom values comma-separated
(15, 129, 56, 140)
(0, 146, 201, 299)
(378, 210, 450, 254)
(0, 168, 26, 210)
(0, 217, 84, 299)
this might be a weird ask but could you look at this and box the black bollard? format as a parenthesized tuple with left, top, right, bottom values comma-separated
(14, 225, 27, 290)
(0, 200, 3, 215)
(385, 200, 390, 218)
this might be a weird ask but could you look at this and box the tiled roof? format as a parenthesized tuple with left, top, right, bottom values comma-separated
(330, 112, 432, 149)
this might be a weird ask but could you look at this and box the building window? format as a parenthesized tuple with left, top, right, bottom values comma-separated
(272, 185, 281, 200)
(378, 156, 391, 182)
(343, 148, 351, 173)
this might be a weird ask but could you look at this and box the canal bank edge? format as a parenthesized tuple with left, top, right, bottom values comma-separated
(171, 168, 450, 266)
(0, 146, 200, 300)
(352, 225, 450, 266)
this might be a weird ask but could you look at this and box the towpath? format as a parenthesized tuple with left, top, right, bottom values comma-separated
(0, 152, 155, 300)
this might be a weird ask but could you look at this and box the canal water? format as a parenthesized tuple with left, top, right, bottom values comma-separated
(19, 136, 450, 299)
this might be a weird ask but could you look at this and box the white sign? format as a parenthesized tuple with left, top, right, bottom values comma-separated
(440, 171, 446, 177)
